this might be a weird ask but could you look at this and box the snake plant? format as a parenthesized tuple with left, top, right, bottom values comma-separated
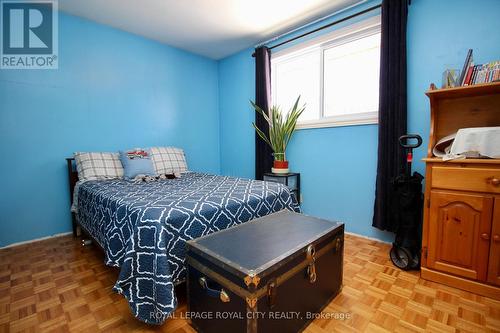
(251, 96, 305, 161)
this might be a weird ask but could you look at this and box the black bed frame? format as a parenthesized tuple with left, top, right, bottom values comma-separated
(66, 158, 78, 236)
(66, 157, 106, 251)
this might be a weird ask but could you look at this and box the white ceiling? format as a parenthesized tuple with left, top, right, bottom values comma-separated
(59, 0, 361, 59)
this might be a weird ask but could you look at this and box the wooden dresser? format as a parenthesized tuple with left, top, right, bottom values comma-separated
(421, 82, 500, 300)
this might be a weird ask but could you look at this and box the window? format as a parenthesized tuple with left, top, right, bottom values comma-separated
(271, 16, 381, 129)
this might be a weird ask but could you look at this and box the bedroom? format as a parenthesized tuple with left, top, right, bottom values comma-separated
(0, 0, 499, 332)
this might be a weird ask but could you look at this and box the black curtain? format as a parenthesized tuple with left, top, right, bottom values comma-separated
(372, 0, 409, 231)
(254, 46, 274, 180)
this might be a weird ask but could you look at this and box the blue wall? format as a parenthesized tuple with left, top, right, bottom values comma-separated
(218, 0, 500, 242)
(0, 13, 220, 247)
(218, 49, 255, 179)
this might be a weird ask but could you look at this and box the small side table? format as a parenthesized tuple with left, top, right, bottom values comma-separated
(263, 172, 300, 203)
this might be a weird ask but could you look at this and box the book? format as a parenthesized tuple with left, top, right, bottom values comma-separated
(463, 64, 474, 85)
(458, 49, 473, 86)
(479, 65, 486, 83)
(470, 65, 481, 85)
(472, 64, 481, 85)
(468, 65, 479, 85)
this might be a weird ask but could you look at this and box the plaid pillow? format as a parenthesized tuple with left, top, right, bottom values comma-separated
(150, 147, 188, 174)
(74, 152, 124, 181)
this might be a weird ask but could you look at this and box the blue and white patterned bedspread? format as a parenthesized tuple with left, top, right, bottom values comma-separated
(76, 172, 299, 324)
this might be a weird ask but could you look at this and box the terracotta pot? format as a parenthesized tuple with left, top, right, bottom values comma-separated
(273, 160, 289, 169)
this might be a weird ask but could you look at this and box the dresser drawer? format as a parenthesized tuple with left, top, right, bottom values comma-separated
(432, 167, 500, 193)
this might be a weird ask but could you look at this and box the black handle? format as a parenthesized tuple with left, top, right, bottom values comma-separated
(399, 134, 422, 149)
(199, 277, 230, 302)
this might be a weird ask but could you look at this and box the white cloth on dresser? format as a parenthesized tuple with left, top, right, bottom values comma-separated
(444, 127, 500, 160)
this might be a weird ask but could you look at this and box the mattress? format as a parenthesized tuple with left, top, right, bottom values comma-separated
(76, 172, 299, 324)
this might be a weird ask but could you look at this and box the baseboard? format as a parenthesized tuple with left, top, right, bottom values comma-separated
(1, 231, 389, 249)
(345, 231, 392, 245)
(1, 232, 73, 249)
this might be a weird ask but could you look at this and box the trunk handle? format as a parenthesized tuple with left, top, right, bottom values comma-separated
(199, 276, 230, 303)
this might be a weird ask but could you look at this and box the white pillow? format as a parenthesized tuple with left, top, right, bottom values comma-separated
(74, 152, 124, 181)
(150, 147, 188, 174)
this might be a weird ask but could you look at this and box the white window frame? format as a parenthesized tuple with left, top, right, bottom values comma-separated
(271, 15, 381, 130)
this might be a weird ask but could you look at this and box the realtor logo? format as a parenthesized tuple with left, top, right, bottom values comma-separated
(1, 0, 58, 69)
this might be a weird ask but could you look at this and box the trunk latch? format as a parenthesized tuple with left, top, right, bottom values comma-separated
(267, 278, 278, 308)
(306, 244, 317, 283)
(334, 237, 342, 253)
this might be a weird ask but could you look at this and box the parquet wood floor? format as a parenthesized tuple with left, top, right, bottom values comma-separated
(1, 234, 499, 332)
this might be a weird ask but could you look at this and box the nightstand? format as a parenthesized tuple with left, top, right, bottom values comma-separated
(263, 172, 300, 203)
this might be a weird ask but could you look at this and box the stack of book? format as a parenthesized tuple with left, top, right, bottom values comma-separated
(456, 49, 499, 86)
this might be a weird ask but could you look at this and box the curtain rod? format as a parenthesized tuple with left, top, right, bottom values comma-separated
(255, 0, 371, 48)
(252, 3, 381, 57)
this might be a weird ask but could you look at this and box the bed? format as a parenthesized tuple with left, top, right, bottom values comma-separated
(66, 158, 299, 324)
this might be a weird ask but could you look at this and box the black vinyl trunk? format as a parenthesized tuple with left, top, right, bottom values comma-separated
(186, 210, 344, 333)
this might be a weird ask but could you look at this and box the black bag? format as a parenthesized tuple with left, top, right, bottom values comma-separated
(390, 172, 424, 248)
(389, 135, 424, 270)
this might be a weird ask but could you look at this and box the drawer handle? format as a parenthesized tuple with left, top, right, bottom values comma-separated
(493, 235, 500, 243)
(481, 233, 490, 240)
(490, 178, 500, 186)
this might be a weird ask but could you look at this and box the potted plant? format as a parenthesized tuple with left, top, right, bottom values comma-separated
(251, 96, 305, 174)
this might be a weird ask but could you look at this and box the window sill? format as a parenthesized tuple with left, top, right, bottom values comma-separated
(295, 113, 378, 130)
